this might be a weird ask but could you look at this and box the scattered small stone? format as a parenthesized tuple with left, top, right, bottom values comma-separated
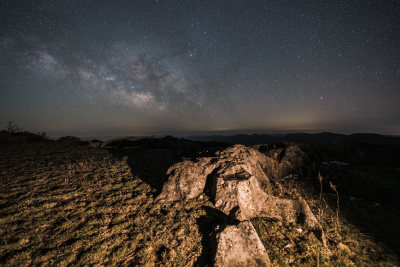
(337, 242, 351, 255)
(283, 243, 293, 250)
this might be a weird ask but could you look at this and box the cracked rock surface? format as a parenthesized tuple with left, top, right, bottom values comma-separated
(156, 145, 322, 266)
(214, 221, 270, 267)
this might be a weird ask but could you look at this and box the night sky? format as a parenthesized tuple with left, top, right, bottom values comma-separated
(1, 1, 399, 137)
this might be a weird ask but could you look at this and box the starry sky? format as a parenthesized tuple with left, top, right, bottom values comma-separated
(0, 0, 399, 137)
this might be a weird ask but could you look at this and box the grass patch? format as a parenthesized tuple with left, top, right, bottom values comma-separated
(0, 143, 207, 266)
(1, 143, 398, 265)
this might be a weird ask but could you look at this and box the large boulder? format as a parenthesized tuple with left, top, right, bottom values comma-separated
(156, 145, 272, 204)
(157, 145, 318, 229)
(214, 170, 268, 221)
(215, 145, 272, 192)
(254, 144, 308, 179)
(156, 157, 216, 202)
(214, 221, 270, 267)
(157, 144, 322, 266)
(212, 163, 319, 229)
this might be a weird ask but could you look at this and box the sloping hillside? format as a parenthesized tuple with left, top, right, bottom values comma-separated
(0, 136, 398, 265)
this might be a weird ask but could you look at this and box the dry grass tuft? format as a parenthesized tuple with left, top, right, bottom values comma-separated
(254, 169, 399, 266)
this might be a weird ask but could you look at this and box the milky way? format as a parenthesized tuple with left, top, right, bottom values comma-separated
(0, 1, 399, 136)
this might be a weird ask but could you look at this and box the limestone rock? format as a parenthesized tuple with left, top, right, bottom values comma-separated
(214, 221, 270, 267)
(213, 166, 320, 230)
(215, 145, 272, 192)
(214, 171, 268, 221)
(255, 144, 308, 179)
(157, 145, 272, 204)
(156, 157, 216, 202)
(261, 196, 320, 230)
(157, 144, 324, 265)
(157, 145, 319, 231)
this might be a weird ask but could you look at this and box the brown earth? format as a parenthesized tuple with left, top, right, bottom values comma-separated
(0, 139, 398, 266)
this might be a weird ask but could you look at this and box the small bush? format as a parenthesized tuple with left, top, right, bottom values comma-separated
(5, 120, 22, 133)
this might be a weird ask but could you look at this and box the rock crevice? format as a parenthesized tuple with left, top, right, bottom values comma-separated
(156, 145, 323, 266)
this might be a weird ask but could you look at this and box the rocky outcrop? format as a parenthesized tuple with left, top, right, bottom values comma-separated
(157, 157, 217, 201)
(156, 144, 322, 266)
(157, 145, 317, 227)
(157, 145, 272, 204)
(254, 144, 308, 179)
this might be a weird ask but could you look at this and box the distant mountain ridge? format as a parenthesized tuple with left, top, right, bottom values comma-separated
(188, 132, 400, 146)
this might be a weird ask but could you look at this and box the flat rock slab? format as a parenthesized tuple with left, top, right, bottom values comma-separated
(215, 173, 268, 221)
(215, 221, 270, 267)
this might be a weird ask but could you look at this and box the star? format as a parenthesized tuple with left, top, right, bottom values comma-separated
(0, 0, 397, 135)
